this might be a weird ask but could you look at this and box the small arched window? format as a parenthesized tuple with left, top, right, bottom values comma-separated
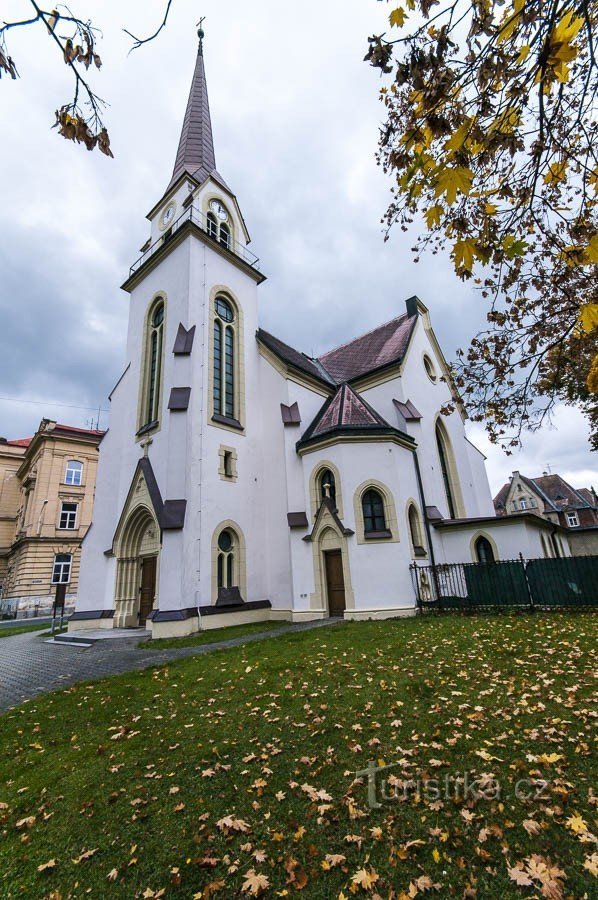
(142, 300, 165, 427)
(206, 212, 218, 239)
(217, 528, 237, 589)
(65, 460, 83, 485)
(219, 222, 231, 249)
(362, 489, 387, 534)
(213, 296, 236, 420)
(436, 423, 458, 519)
(319, 469, 336, 506)
(475, 536, 495, 563)
(408, 504, 426, 557)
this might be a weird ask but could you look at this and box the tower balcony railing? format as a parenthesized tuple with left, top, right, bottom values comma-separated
(129, 206, 260, 277)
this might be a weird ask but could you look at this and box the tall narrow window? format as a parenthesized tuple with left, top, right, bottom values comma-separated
(436, 424, 457, 519)
(362, 489, 387, 534)
(408, 504, 426, 557)
(207, 212, 218, 239)
(217, 529, 236, 588)
(474, 536, 495, 563)
(65, 460, 83, 485)
(213, 296, 236, 420)
(220, 223, 231, 249)
(52, 553, 72, 584)
(143, 300, 165, 427)
(319, 469, 336, 505)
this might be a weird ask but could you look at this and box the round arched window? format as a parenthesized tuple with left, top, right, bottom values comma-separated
(218, 530, 233, 552)
(423, 354, 437, 382)
(152, 303, 164, 328)
(215, 297, 234, 322)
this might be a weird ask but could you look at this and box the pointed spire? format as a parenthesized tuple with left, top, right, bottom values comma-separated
(167, 23, 228, 191)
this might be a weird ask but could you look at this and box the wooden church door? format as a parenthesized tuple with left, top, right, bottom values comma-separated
(139, 557, 157, 626)
(324, 550, 346, 617)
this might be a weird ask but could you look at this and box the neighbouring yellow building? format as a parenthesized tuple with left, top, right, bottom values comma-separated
(0, 420, 104, 617)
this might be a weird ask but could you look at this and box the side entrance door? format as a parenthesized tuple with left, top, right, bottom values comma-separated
(324, 549, 346, 617)
(139, 556, 157, 626)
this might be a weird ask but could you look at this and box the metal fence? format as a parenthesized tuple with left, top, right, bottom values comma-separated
(411, 555, 598, 612)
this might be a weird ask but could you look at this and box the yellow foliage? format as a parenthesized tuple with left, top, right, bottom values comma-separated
(579, 303, 598, 333)
(498, 0, 525, 45)
(444, 118, 473, 153)
(389, 7, 408, 28)
(546, 11, 585, 84)
(544, 160, 568, 185)
(425, 205, 443, 228)
(434, 166, 474, 205)
(585, 234, 598, 263)
(453, 238, 477, 272)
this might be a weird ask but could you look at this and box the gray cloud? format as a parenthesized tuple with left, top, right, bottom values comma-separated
(0, 0, 594, 488)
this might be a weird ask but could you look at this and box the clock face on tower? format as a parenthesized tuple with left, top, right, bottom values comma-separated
(210, 199, 228, 222)
(159, 201, 176, 230)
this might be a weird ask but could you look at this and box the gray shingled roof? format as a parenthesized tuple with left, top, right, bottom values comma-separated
(318, 313, 417, 383)
(168, 44, 229, 192)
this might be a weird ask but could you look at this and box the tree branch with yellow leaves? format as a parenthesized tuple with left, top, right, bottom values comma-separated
(367, 0, 598, 449)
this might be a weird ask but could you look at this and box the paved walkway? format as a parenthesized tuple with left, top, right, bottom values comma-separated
(0, 620, 341, 712)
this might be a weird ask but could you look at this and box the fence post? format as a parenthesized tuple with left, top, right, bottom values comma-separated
(519, 553, 534, 612)
(410, 562, 423, 614)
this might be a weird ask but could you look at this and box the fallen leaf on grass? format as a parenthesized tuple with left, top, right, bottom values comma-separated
(241, 869, 270, 896)
(37, 859, 57, 873)
(351, 867, 379, 890)
(72, 848, 98, 864)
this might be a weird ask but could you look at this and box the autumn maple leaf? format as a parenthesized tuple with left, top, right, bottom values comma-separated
(241, 869, 270, 896)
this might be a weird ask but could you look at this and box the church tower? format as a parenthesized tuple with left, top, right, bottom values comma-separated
(74, 27, 271, 636)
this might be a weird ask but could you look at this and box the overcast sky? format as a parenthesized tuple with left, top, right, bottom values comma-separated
(0, 0, 595, 494)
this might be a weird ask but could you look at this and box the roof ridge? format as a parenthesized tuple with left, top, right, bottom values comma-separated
(319, 311, 409, 360)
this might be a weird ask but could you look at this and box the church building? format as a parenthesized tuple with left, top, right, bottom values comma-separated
(72, 30, 564, 637)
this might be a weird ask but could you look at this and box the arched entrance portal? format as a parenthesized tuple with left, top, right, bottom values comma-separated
(114, 505, 160, 628)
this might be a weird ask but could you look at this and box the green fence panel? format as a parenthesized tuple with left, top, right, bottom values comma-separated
(464, 561, 530, 608)
(527, 556, 598, 607)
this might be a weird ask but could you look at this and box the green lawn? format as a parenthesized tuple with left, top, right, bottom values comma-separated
(139, 620, 293, 649)
(0, 613, 596, 898)
(0, 622, 48, 639)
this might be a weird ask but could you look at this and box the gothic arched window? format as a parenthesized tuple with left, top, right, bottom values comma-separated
(362, 489, 387, 534)
(140, 299, 165, 429)
(319, 469, 336, 505)
(408, 503, 426, 557)
(213, 295, 236, 420)
(474, 536, 495, 563)
(435, 422, 459, 519)
(217, 528, 237, 589)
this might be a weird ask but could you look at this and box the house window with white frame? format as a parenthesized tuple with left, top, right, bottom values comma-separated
(52, 553, 72, 584)
(566, 511, 579, 527)
(59, 502, 78, 530)
(65, 459, 83, 485)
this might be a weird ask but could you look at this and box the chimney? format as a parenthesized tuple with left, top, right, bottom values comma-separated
(405, 296, 419, 318)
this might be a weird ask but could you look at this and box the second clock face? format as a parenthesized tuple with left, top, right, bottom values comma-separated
(210, 199, 228, 221)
